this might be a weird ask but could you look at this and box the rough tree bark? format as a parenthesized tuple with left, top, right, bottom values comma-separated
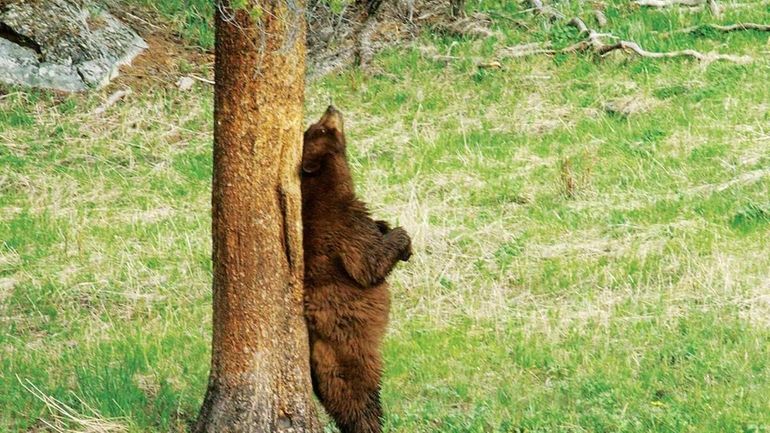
(451, 0, 466, 17)
(194, 1, 321, 432)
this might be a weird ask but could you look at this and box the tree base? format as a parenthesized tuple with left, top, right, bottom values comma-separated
(195, 376, 321, 433)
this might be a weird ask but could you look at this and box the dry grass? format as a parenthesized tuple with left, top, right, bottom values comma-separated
(19, 379, 128, 433)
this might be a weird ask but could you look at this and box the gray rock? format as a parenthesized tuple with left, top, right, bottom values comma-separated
(176, 76, 195, 91)
(0, 0, 147, 92)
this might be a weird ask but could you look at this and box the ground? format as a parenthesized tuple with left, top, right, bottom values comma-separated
(2, 0, 770, 432)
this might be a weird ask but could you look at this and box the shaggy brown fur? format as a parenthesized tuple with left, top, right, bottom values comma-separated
(301, 106, 412, 433)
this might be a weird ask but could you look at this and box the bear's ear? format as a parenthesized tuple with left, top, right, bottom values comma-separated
(302, 157, 322, 174)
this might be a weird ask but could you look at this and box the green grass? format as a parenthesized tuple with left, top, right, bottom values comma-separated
(3, 0, 770, 431)
(130, 0, 215, 48)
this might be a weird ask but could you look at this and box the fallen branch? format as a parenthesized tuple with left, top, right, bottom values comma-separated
(677, 22, 770, 33)
(596, 39, 751, 63)
(529, 0, 564, 21)
(571, 16, 598, 34)
(634, 0, 705, 7)
(635, 0, 722, 15)
(477, 60, 503, 69)
(435, 13, 498, 38)
(486, 10, 533, 30)
(93, 89, 131, 115)
(594, 9, 608, 28)
(118, 11, 162, 31)
(356, 14, 379, 68)
(497, 42, 556, 58)
(417, 45, 464, 63)
(707, 0, 721, 17)
(498, 17, 752, 64)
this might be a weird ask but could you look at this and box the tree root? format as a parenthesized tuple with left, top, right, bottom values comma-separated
(499, 17, 752, 64)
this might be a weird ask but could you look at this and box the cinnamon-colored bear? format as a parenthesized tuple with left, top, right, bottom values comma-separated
(301, 106, 412, 433)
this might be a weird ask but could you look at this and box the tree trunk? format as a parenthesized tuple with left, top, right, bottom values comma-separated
(194, 1, 321, 432)
(450, 0, 465, 17)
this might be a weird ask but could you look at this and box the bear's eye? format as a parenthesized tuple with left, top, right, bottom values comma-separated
(319, 127, 327, 134)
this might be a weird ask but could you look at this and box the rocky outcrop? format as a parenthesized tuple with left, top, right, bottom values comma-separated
(0, 0, 147, 92)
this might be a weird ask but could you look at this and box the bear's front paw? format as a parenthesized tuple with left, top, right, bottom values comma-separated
(400, 247, 412, 262)
(390, 227, 412, 262)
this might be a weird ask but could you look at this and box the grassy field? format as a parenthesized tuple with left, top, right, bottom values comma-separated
(2, 0, 770, 432)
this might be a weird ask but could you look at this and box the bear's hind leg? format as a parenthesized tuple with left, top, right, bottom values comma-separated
(311, 341, 383, 433)
(333, 388, 382, 433)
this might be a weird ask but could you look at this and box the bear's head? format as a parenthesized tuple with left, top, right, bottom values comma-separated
(302, 105, 347, 176)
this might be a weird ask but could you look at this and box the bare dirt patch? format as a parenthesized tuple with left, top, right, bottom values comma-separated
(109, 7, 213, 90)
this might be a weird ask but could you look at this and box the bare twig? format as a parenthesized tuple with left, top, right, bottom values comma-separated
(122, 11, 162, 31)
(93, 89, 131, 115)
(0, 92, 23, 101)
(189, 75, 215, 85)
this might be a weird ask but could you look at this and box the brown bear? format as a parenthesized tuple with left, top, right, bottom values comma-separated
(301, 105, 412, 433)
